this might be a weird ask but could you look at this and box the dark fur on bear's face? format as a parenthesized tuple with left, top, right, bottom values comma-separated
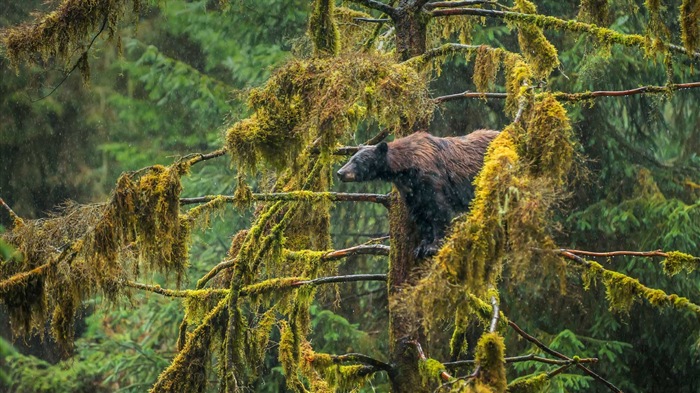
(337, 130, 499, 258)
(337, 142, 389, 182)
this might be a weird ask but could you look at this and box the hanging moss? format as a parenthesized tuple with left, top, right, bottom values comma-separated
(150, 297, 228, 393)
(578, 0, 610, 26)
(2, 0, 140, 79)
(519, 93, 575, 184)
(513, 0, 560, 79)
(474, 46, 503, 93)
(225, 52, 433, 174)
(680, 0, 700, 53)
(475, 332, 507, 393)
(503, 54, 533, 116)
(309, 0, 340, 57)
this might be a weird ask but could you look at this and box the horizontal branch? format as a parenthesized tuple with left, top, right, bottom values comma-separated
(429, 7, 700, 60)
(186, 148, 228, 166)
(129, 274, 386, 298)
(411, 340, 453, 381)
(561, 249, 668, 258)
(322, 244, 390, 260)
(354, 17, 391, 23)
(292, 273, 387, 286)
(433, 81, 700, 103)
(347, 0, 397, 18)
(424, 0, 496, 9)
(180, 192, 391, 208)
(434, 91, 508, 103)
(328, 353, 393, 371)
(443, 353, 598, 368)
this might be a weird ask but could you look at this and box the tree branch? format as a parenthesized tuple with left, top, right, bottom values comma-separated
(560, 249, 669, 258)
(411, 340, 453, 381)
(443, 353, 598, 368)
(424, 0, 502, 9)
(180, 192, 391, 208)
(507, 320, 622, 393)
(347, 0, 398, 18)
(0, 197, 22, 225)
(327, 353, 393, 371)
(428, 7, 700, 60)
(291, 273, 387, 286)
(433, 81, 700, 103)
(354, 17, 392, 23)
(185, 148, 228, 166)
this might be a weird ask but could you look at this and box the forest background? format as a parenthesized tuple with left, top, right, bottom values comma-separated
(0, 0, 699, 392)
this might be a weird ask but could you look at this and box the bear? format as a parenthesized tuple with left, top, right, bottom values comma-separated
(337, 129, 499, 257)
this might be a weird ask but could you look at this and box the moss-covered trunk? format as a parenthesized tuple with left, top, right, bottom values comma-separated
(387, 3, 431, 391)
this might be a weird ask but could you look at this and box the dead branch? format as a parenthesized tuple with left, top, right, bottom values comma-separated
(411, 340, 453, 381)
(434, 91, 508, 103)
(347, 0, 398, 17)
(291, 273, 387, 286)
(443, 353, 598, 368)
(325, 352, 393, 372)
(0, 197, 22, 225)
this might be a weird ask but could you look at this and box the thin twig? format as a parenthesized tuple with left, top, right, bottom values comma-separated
(560, 249, 668, 258)
(424, 0, 502, 9)
(507, 320, 622, 393)
(31, 13, 109, 102)
(434, 91, 508, 103)
(354, 17, 391, 23)
(0, 197, 22, 224)
(347, 0, 398, 17)
(186, 148, 228, 165)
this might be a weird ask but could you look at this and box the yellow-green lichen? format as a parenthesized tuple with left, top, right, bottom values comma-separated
(680, 0, 700, 53)
(419, 358, 446, 387)
(473, 46, 503, 93)
(513, 0, 560, 79)
(475, 332, 507, 393)
(309, 0, 340, 57)
(662, 251, 699, 276)
(506, 373, 550, 393)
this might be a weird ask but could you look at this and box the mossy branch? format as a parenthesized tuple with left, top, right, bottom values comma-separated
(443, 353, 598, 368)
(560, 251, 700, 315)
(428, 7, 700, 59)
(317, 352, 393, 372)
(433, 81, 700, 103)
(180, 192, 391, 208)
(291, 273, 387, 286)
(0, 197, 23, 226)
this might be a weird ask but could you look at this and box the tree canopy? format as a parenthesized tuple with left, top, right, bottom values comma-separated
(1, 0, 700, 392)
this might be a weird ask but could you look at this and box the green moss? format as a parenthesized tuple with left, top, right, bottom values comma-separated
(475, 332, 507, 393)
(514, 0, 560, 79)
(474, 46, 503, 93)
(680, 0, 700, 53)
(309, 0, 340, 57)
(507, 373, 549, 393)
(419, 358, 446, 387)
(662, 251, 699, 276)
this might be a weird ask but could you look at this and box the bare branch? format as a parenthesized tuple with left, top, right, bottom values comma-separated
(488, 296, 500, 333)
(185, 148, 228, 165)
(354, 17, 392, 23)
(560, 249, 669, 258)
(434, 91, 508, 103)
(180, 192, 391, 208)
(292, 273, 387, 286)
(347, 0, 398, 17)
(508, 320, 622, 393)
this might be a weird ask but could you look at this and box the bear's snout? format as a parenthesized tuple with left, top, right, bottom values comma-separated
(337, 167, 355, 182)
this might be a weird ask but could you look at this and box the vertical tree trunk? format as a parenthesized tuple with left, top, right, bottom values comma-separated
(387, 4, 431, 391)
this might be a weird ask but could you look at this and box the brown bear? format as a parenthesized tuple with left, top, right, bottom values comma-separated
(337, 130, 499, 257)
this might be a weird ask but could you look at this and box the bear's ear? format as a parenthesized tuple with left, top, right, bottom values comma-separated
(377, 142, 388, 154)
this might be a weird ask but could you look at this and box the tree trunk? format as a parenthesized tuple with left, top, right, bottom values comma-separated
(386, 3, 432, 391)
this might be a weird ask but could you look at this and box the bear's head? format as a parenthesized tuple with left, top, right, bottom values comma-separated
(337, 142, 389, 182)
